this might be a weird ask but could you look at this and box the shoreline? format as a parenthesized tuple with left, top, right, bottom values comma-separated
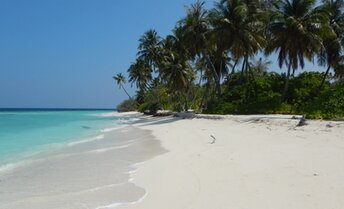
(0, 115, 166, 209)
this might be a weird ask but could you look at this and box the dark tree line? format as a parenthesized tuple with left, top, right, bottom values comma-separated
(114, 0, 344, 119)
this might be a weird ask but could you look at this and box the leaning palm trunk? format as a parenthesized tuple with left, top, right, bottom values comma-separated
(231, 59, 238, 75)
(241, 58, 246, 78)
(246, 56, 253, 79)
(245, 56, 250, 76)
(319, 65, 331, 92)
(282, 63, 292, 101)
(204, 53, 221, 96)
(120, 84, 132, 100)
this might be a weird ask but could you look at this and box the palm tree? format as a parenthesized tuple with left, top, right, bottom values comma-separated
(161, 35, 187, 64)
(265, 0, 330, 100)
(161, 54, 192, 91)
(175, 1, 223, 95)
(322, 0, 344, 47)
(137, 29, 162, 72)
(113, 73, 132, 99)
(318, 0, 344, 90)
(318, 37, 342, 90)
(127, 59, 152, 91)
(210, 0, 266, 78)
(334, 58, 344, 79)
(175, 1, 209, 58)
(160, 52, 194, 111)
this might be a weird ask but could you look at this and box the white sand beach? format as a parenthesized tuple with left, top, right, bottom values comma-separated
(1, 112, 343, 209)
(116, 113, 344, 209)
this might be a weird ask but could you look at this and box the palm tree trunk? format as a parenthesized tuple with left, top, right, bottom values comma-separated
(245, 56, 250, 77)
(121, 84, 132, 99)
(240, 59, 246, 76)
(318, 65, 331, 92)
(231, 59, 238, 75)
(203, 53, 221, 96)
(190, 70, 203, 110)
(220, 60, 223, 78)
(282, 63, 292, 101)
(246, 56, 253, 79)
(198, 69, 203, 86)
(240, 59, 246, 78)
(184, 94, 189, 112)
(199, 84, 209, 111)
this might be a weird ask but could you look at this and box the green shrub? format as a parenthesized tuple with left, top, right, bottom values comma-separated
(138, 102, 160, 114)
(206, 72, 285, 115)
(304, 81, 344, 119)
(116, 99, 137, 112)
(288, 72, 324, 111)
(203, 72, 344, 119)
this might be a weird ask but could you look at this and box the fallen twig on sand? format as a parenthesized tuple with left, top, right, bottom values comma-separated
(210, 135, 216, 144)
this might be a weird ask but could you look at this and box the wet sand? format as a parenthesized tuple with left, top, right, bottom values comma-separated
(0, 125, 165, 209)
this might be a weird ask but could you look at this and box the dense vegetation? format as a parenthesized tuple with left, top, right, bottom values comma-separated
(114, 0, 344, 119)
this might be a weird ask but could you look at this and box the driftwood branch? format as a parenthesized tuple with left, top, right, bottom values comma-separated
(210, 135, 216, 144)
(297, 115, 308, 127)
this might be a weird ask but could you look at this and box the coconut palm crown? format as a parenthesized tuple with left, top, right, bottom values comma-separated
(210, 0, 266, 75)
(127, 59, 152, 91)
(137, 29, 162, 72)
(113, 73, 132, 99)
(265, 0, 332, 99)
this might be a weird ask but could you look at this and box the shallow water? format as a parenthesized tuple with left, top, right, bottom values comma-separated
(0, 109, 122, 167)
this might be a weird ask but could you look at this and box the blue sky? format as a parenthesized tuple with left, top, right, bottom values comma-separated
(0, 0, 323, 108)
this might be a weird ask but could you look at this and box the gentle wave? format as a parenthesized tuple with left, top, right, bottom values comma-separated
(81, 182, 128, 194)
(0, 162, 20, 174)
(95, 192, 148, 209)
(67, 134, 105, 146)
(88, 144, 131, 153)
(101, 126, 124, 133)
(0, 158, 43, 174)
(0, 136, 140, 175)
(96, 112, 118, 117)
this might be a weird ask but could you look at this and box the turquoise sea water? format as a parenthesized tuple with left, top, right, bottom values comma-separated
(0, 109, 120, 167)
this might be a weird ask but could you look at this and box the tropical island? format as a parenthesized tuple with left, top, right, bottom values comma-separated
(114, 0, 344, 119)
(1, 1, 344, 209)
